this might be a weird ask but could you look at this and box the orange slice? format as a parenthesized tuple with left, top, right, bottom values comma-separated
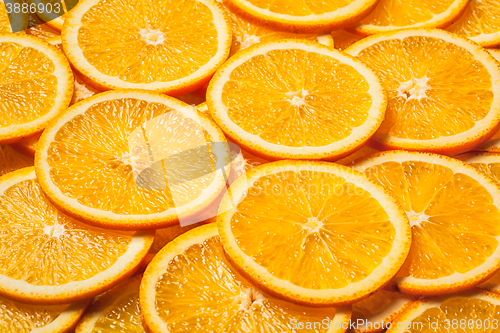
(0, 33, 73, 144)
(222, 1, 333, 56)
(354, 0, 468, 35)
(218, 160, 411, 306)
(36, 90, 231, 230)
(346, 29, 500, 156)
(0, 167, 153, 304)
(76, 275, 145, 333)
(0, 144, 33, 176)
(448, 0, 500, 47)
(351, 290, 415, 333)
(208, 40, 387, 161)
(140, 223, 352, 332)
(223, 0, 378, 34)
(62, 0, 232, 94)
(355, 151, 500, 296)
(388, 290, 500, 332)
(0, 294, 89, 333)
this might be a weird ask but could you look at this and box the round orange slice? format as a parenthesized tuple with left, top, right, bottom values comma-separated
(354, 151, 500, 296)
(0, 33, 73, 144)
(448, 0, 500, 47)
(346, 29, 500, 156)
(387, 290, 500, 332)
(218, 160, 411, 307)
(76, 274, 145, 333)
(208, 40, 387, 161)
(223, 0, 378, 34)
(354, 0, 468, 35)
(140, 223, 352, 332)
(0, 167, 154, 304)
(36, 90, 231, 230)
(0, 294, 89, 333)
(62, 0, 232, 94)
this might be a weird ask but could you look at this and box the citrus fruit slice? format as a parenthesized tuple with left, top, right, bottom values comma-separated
(140, 223, 352, 332)
(36, 90, 231, 230)
(0, 33, 73, 144)
(337, 145, 379, 166)
(11, 134, 40, 158)
(0, 144, 33, 176)
(354, 0, 468, 36)
(0, 294, 89, 333)
(387, 290, 500, 332)
(331, 30, 363, 50)
(354, 151, 500, 296)
(346, 29, 500, 156)
(350, 290, 415, 333)
(0, 167, 154, 304)
(218, 160, 411, 306)
(222, 2, 333, 56)
(76, 275, 145, 333)
(208, 40, 387, 161)
(448, 0, 500, 47)
(223, 0, 378, 34)
(62, 0, 232, 94)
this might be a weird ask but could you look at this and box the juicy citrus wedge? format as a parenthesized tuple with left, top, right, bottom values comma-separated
(62, 0, 232, 94)
(223, 0, 378, 33)
(140, 223, 352, 332)
(331, 30, 364, 50)
(354, 151, 500, 296)
(354, 0, 468, 35)
(350, 290, 415, 333)
(222, 1, 333, 56)
(346, 29, 500, 156)
(35, 90, 231, 230)
(218, 160, 411, 306)
(208, 40, 387, 161)
(448, 0, 500, 47)
(0, 167, 154, 304)
(0, 34, 73, 144)
(0, 294, 89, 333)
(76, 275, 145, 333)
(0, 144, 33, 176)
(387, 290, 500, 332)
(11, 133, 41, 158)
